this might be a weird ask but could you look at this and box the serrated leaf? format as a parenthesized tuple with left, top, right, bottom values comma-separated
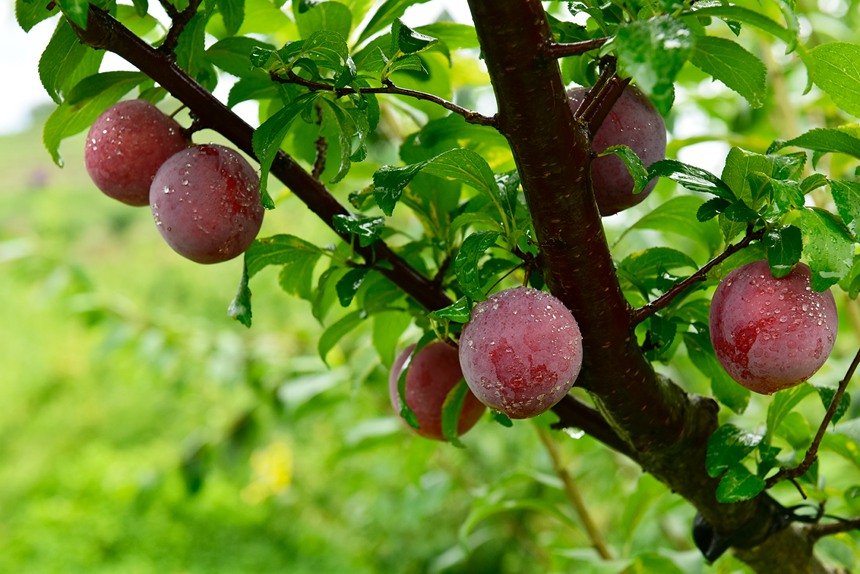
(830, 180, 860, 236)
(39, 19, 103, 104)
(335, 267, 369, 307)
(685, 5, 796, 46)
(295, 0, 352, 40)
(429, 297, 472, 323)
(332, 213, 385, 247)
(618, 247, 698, 282)
(690, 36, 767, 108)
(15, 0, 60, 32)
(244, 234, 324, 300)
(206, 37, 275, 78)
(716, 464, 766, 502)
(252, 96, 316, 206)
(768, 128, 860, 162)
(684, 332, 750, 414)
(441, 380, 469, 447)
(706, 424, 763, 477)
(355, 0, 431, 45)
(697, 197, 731, 222)
(455, 231, 500, 300)
(764, 225, 802, 278)
(228, 263, 253, 327)
(372, 310, 412, 369)
(43, 72, 146, 166)
(815, 385, 851, 426)
(799, 207, 855, 291)
(216, 0, 245, 35)
(598, 144, 650, 194)
(810, 42, 860, 118)
(615, 16, 694, 114)
(318, 310, 366, 364)
(619, 196, 722, 254)
(766, 383, 815, 437)
(318, 98, 365, 183)
(648, 159, 735, 200)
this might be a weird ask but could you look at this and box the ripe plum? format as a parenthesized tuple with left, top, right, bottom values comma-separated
(85, 100, 188, 206)
(389, 342, 486, 440)
(709, 261, 837, 394)
(150, 144, 264, 264)
(458, 287, 583, 419)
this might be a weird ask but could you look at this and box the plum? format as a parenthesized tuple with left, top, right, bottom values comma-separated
(709, 260, 838, 394)
(389, 342, 486, 440)
(150, 144, 264, 264)
(458, 287, 583, 419)
(85, 99, 188, 206)
(568, 85, 667, 216)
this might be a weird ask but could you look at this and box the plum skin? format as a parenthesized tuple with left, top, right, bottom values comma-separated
(85, 99, 188, 206)
(709, 261, 837, 395)
(389, 342, 486, 440)
(458, 287, 583, 419)
(150, 144, 264, 264)
(568, 85, 667, 216)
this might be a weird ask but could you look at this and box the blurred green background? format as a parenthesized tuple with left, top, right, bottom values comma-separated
(2, 110, 859, 573)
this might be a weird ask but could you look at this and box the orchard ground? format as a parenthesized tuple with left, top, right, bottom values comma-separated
(1, 108, 857, 572)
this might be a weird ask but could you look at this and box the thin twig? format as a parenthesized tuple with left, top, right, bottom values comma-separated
(158, 0, 203, 57)
(537, 426, 614, 560)
(808, 517, 860, 541)
(545, 38, 610, 59)
(766, 347, 860, 489)
(631, 226, 764, 325)
(572, 59, 630, 138)
(272, 72, 499, 127)
(312, 105, 327, 180)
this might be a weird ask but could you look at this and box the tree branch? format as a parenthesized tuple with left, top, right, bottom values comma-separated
(631, 226, 765, 325)
(766, 347, 860, 488)
(571, 59, 630, 138)
(157, 0, 201, 57)
(545, 38, 610, 59)
(809, 517, 860, 541)
(72, 5, 453, 313)
(272, 72, 498, 127)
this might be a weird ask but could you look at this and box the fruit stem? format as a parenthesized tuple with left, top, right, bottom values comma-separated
(766, 347, 860, 489)
(536, 426, 614, 560)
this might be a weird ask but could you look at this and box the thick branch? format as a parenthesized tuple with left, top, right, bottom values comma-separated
(73, 5, 452, 312)
(274, 72, 498, 127)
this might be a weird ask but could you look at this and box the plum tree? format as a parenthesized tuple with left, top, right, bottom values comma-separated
(389, 342, 486, 440)
(150, 144, 264, 264)
(709, 260, 838, 395)
(567, 85, 666, 215)
(458, 287, 583, 419)
(84, 99, 188, 206)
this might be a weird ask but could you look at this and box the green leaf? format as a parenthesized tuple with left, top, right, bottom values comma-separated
(618, 195, 722, 254)
(355, 0, 430, 45)
(332, 213, 385, 247)
(684, 6, 796, 46)
(228, 263, 253, 327)
(295, 0, 352, 40)
(716, 464, 766, 503)
(245, 234, 324, 300)
(764, 225, 802, 278)
(335, 267, 369, 307)
(706, 424, 764, 477)
(830, 180, 860, 236)
(391, 18, 440, 55)
(416, 22, 479, 50)
(648, 159, 735, 200)
(206, 37, 275, 78)
(216, 0, 246, 35)
(617, 247, 698, 284)
(766, 383, 815, 437)
(39, 19, 103, 104)
(598, 145, 650, 194)
(56, 0, 89, 29)
(373, 148, 499, 217)
(697, 197, 731, 222)
(372, 310, 412, 369)
(252, 96, 317, 206)
(441, 380, 469, 447)
(43, 72, 146, 166)
(318, 98, 365, 183)
(15, 0, 60, 32)
(810, 42, 860, 118)
(318, 310, 366, 364)
(768, 128, 860, 162)
(455, 231, 500, 301)
(814, 385, 851, 426)
(799, 207, 855, 291)
(690, 36, 767, 108)
(685, 332, 750, 414)
(428, 297, 472, 323)
(615, 16, 694, 114)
